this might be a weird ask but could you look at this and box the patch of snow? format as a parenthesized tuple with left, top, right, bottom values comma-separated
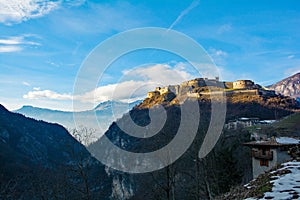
(244, 182, 253, 189)
(262, 161, 300, 200)
(240, 117, 250, 120)
(276, 137, 300, 144)
(254, 140, 265, 143)
(260, 120, 276, 124)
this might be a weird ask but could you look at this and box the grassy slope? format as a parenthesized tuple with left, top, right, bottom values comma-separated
(246, 112, 300, 137)
(273, 112, 300, 133)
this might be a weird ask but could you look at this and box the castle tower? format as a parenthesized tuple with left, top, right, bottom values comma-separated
(233, 80, 254, 89)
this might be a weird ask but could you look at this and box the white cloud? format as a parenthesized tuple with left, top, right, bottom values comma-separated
(0, 45, 22, 52)
(78, 80, 152, 104)
(0, 35, 40, 45)
(288, 55, 295, 59)
(23, 63, 196, 106)
(208, 48, 228, 68)
(23, 90, 73, 100)
(0, 35, 40, 53)
(209, 48, 228, 57)
(0, 0, 60, 25)
(23, 81, 151, 104)
(215, 50, 227, 56)
(22, 81, 30, 86)
(123, 64, 195, 85)
(0, 38, 21, 45)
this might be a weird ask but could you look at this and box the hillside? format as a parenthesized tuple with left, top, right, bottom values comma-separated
(89, 78, 300, 199)
(248, 112, 300, 138)
(216, 160, 300, 200)
(269, 72, 300, 98)
(139, 78, 299, 120)
(272, 112, 300, 136)
(0, 104, 111, 199)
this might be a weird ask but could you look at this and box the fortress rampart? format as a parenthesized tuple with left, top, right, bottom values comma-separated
(146, 78, 276, 99)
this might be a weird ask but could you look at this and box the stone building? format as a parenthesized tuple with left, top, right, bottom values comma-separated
(147, 91, 160, 98)
(181, 78, 204, 86)
(180, 77, 221, 88)
(244, 137, 300, 178)
(226, 117, 260, 130)
(233, 80, 255, 89)
(147, 78, 277, 101)
(155, 85, 180, 96)
(155, 86, 169, 95)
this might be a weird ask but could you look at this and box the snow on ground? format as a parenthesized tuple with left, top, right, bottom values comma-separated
(276, 137, 300, 144)
(247, 161, 300, 200)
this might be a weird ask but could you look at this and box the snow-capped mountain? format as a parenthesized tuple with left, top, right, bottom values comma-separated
(268, 72, 300, 98)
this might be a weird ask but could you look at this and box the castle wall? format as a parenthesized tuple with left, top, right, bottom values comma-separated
(168, 85, 180, 95)
(224, 82, 233, 89)
(187, 92, 200, 98)
(160, 87, 169, 94)
(233, 80, 254, 89)
(150, 78, 274, 101)
(226, 89, 259, 96)
(155, 86, 169, 95)
(147, 91, 160, 98)
(258, 89, 276, 97)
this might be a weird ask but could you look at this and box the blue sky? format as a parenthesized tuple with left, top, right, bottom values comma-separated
(0, 0, 300, 111)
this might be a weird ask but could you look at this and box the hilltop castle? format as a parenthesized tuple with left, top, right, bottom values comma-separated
(147, 78, 276, 99)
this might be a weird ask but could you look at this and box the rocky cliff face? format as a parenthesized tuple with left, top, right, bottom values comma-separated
(269, 73, 300, 98)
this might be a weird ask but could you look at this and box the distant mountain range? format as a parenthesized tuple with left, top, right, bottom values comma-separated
(14, 100, 142, 140)
(268, 72, 300, 100)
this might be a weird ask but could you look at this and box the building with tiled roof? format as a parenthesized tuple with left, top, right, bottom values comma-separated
(244, 137, 300, 178)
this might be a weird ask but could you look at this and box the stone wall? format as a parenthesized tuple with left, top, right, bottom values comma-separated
(227, 89, 259, 96)
(233, 80, 255, 89)
(155, 86, 169, 95)
(224, 82, 233, 89)
(147, 91, 160, 98)
(258, 89, 276, 97)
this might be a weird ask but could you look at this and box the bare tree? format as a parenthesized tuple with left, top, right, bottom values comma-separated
(69, 126, 97, 146)
(66, 126, 99, 200)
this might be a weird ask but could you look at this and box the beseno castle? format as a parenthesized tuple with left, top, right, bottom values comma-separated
(147, 78, 276, 99)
